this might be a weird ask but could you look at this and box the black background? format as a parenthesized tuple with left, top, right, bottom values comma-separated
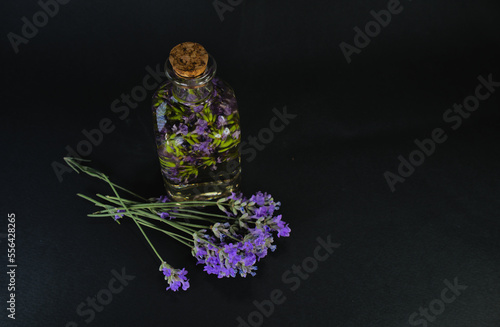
(2, 0, 500, 326)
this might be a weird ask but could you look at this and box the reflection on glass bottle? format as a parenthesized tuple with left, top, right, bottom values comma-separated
(151, 42, 241, 201)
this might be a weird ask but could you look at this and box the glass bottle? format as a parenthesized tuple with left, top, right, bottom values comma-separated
(151, 42, 241, 201)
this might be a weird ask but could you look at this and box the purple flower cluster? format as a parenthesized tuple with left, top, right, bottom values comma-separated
(193, 233, 259, 278)
(159, 262, 190, 291)
(192, 192, 290, 278)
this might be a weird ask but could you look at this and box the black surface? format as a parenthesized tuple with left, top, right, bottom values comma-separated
(2, 0, 500, 326)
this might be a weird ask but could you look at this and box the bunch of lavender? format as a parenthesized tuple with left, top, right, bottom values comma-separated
(65, 157, 290, 292)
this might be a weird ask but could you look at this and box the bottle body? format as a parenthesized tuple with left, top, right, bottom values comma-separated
(152, 77, 241, 201)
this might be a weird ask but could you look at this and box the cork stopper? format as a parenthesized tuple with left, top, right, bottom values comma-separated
(169, 42, 209, 78)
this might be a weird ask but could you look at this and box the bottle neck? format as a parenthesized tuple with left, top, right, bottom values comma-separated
(165, 54, 217, 104)
(172, 81, 213, 104)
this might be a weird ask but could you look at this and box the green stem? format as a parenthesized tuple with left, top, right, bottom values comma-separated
(65, 157, 149, 202)
(133, 210, 198, 234)
(77, 194, 111, 208)
(160, 212, 216, 222)
(224, 233, 242, 243)
(176, 221, 210, 229)
(175, 208, 233, 220)
(137, 221, 193, 247)
(103, 175, 163, 262)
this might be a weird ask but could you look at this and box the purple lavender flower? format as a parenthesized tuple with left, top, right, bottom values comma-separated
(221, 266, 237, 278)
(177, 268, 188, 279)
(223, 243, 238, 256)
(166, 167, 182, 184)
(273, 214, 283, 224)
(220, 103, 231, 115)
(171, 123, 189, 135)
(159, 263, 190, 292)
(266, 204, 276, 216)
(171, 124, 179, 134)
(192, 140, 211, 155)
(250, 192, 266, 206)
(240, 241, 253, 252)
(183, 156, 196, 164)
(204, 265, 219, 275)
(194, 119, 208, 134)
(255, 247, 268, 260)
(252, 206, 268, 218)
(277, 224, 291, 238)
(186, 93, 197, 102)
(216, 116, 227, 128)
(243, 253, 256, 266)
(195, 247, 207, 257)
(157, 195, 170, 203)
(253, 234, 266, 247)
(170, 176, 182, 184)
(114, 209, 125, 220)
(182, 113, 196, 124)
(272, 215, 291, 237)
(168, 281, 182, 291)
(227, 192, 244, 201)
(179, 124, 188, 135)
